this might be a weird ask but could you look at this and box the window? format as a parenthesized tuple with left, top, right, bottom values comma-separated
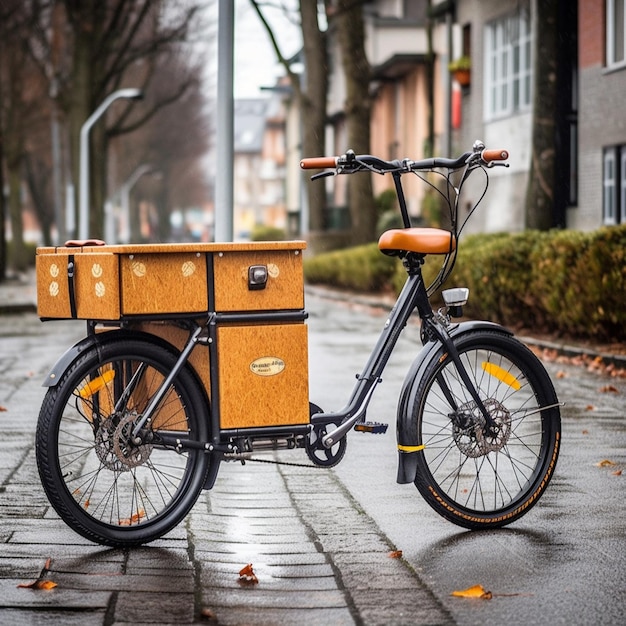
(603, 146, 626, 224)
(485, 10, 532, 119)
(607, 0, 626, 66)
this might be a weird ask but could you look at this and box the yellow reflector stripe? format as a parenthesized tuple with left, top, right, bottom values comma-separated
(78, 369, 116, 398)
(481, 362, 521, 390)
(398, 444, 425, 453)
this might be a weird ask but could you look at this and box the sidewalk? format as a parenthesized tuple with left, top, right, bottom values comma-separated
(0, 269, 37, 315)
(0, 308, 450, 625)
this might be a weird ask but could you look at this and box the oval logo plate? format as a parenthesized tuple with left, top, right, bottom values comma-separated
(250, 356, 285, 377)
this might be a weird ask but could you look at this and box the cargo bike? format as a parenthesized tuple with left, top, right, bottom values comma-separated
(35, 141, 561, 547)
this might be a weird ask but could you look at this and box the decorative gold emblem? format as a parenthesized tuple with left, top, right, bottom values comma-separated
(181, 261, 196, 277)
(132, 261, 146, 277)
(250, 357, 285, 377)
(95, 281, 106, 298)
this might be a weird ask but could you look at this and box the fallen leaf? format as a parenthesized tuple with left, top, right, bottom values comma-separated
(586, 405, 595, 411)
(388, 550, 403, 559)
(238, 563, 258, 585)
(599, 385, 619, 393)
(581, 429, 589, 435)
(612, 470, 623, 476)
(17, 558, 57, 590)
(452, 584, 492, 599)
(556, 370, 568, 379)
(200, 607, 216, 620)
(596, 459, 617, 467)
(118, 509, 145, 525)
(0, 405, 7, 412)
(18, 579, 58, 590)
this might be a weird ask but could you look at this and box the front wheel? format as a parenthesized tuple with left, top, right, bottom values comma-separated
(36, 335, 211, 547)
(412, 331, 560, 529)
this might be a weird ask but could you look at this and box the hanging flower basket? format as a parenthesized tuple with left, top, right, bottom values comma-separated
(453, 68, 471, 86)
(448, 56, 471, 86)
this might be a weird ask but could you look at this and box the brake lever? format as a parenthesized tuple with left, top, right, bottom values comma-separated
(311, 170, 336, 181)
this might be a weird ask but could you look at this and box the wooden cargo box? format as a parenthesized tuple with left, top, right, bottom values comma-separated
(36, 241, 305, 319)
(36, 241, 309, 430)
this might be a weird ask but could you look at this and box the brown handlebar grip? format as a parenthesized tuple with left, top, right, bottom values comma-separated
(481, 149, 509, 162)
(300, 156, 338, 170)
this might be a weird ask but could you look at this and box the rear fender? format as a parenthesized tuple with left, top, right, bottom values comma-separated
(396, 320, 513, 484)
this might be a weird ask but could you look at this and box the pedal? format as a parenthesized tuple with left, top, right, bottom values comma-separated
(354, 421, 388, 434)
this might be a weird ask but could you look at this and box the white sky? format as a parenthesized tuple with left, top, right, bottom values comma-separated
(233, 0, 301, 98)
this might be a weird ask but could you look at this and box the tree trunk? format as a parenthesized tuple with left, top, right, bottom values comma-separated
(67, 22, 92, 240)
(335, 0, 376, 245)
(7, 165, 28, 271)
(299, 0, 328, 234)
(525, 0, 558, 230)
(90, 122, 107, 240)
(0, 110, 6, 282)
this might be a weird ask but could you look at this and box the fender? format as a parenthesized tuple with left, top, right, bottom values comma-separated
(43, 328, 201, 388)
(43, 332, 104, 387)
(396, 320, 513, 484)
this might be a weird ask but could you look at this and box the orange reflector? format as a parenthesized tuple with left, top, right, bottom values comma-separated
(78, 369, 116, 398)
(481, 362, 521, 390)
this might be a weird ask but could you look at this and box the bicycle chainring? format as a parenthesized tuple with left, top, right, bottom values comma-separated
(305, 422, 347, 467)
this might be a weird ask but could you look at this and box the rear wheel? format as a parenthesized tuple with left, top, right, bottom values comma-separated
(412, 331, 560, 529)
(36, 336, 210, 547)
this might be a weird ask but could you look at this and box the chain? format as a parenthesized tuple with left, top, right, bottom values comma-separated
(228, 456, 324, 470)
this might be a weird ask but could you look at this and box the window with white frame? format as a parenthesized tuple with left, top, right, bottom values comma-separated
(607, 0, 626, 67)
(603, 146, 626, 224)
(484, 10, 532, 120)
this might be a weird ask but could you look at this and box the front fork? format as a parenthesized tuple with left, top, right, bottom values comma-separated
(422, 316, 498, 431)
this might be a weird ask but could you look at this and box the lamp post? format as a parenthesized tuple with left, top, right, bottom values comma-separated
(78, 88, 142, 240)
(119, 164, 160, 243)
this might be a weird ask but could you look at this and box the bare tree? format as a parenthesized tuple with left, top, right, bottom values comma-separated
(114, 52, 212, 242)
(0, 1, 48, 272)
(249, 0, 329, 236)
(333, 0, 376, 244)
(28, 0, 208, 240)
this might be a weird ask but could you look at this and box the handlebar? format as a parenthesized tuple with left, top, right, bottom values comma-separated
(300, 143, 509, 173)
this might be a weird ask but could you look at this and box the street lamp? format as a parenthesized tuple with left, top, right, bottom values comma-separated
(78, 88, 143, 241)
(119, 164, 160, 243)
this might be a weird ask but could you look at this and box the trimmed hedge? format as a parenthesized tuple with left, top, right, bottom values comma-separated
(304, 242, 397, 292)
(304, 224, 626, 341)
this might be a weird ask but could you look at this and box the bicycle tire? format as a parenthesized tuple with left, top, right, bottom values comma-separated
(411, 330, 560, 529)
(36, 336, 211, 547)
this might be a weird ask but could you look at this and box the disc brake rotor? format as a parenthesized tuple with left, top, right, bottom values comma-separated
(94, 414, 153, 471)
(112, 413, 154, 469)
(452, 398, 511, 458)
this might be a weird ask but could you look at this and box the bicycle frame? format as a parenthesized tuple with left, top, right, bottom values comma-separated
(121, 156, 502, 454)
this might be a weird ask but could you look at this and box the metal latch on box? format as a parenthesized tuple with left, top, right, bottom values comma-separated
(248, 265, 268, 290)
